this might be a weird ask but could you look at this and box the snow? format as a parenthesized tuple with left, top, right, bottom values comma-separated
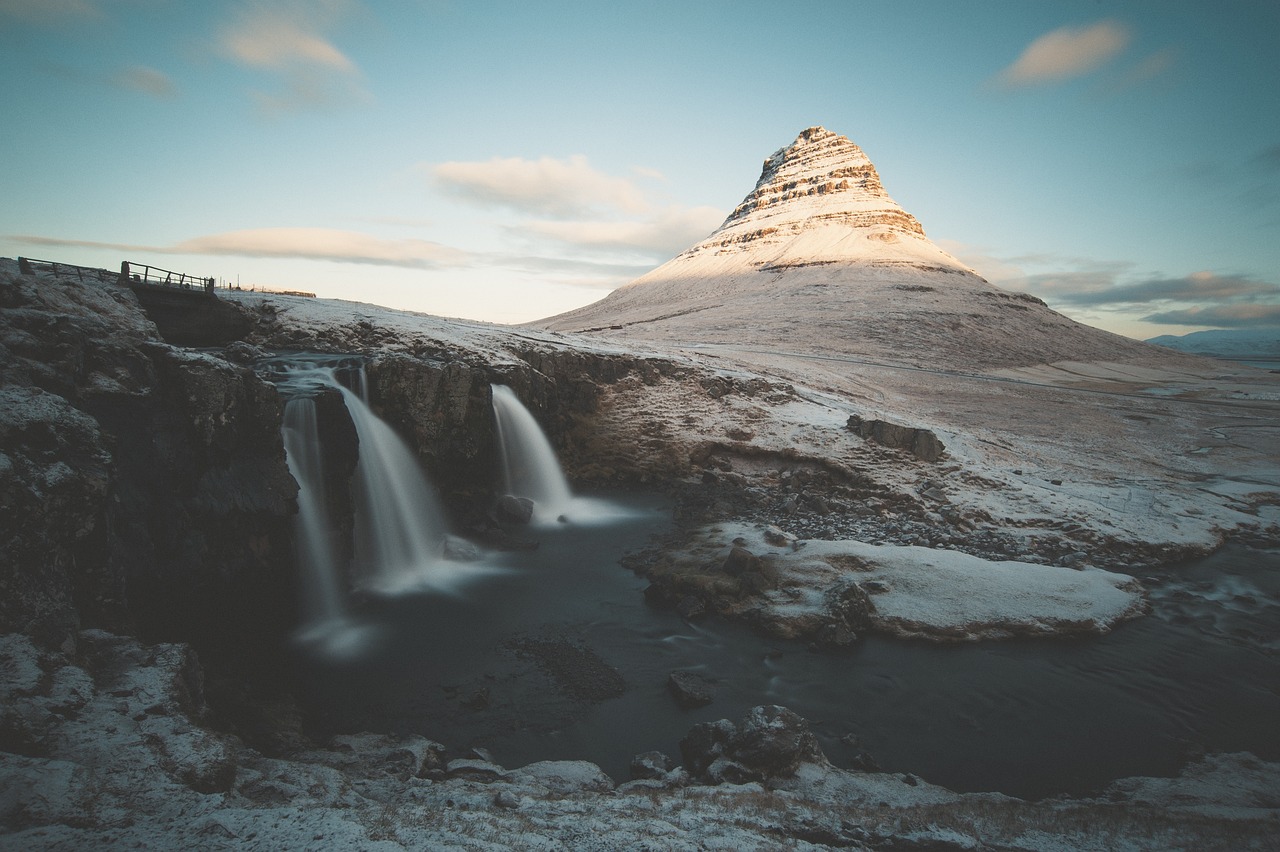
(694, 522, 1146, 640)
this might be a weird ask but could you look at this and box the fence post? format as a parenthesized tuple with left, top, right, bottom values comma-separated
(19, 257, 33, 274)
(118, 261, 131, 286)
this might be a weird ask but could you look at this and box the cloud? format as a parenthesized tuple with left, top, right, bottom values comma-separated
(218, 0, 366, 113)
(519, 205, 725, 257)
(15, 228, 471, 270)
(1142, 304, 1280, 328)
(432, 155, 651, 218)
(221, 7, 355, 72)
(995, 20, 1130, 87)
(1056, 271, 1279, 306)
(111, 65, 178, 98)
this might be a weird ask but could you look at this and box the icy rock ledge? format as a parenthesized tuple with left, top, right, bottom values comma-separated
(644, 522, 1147, 643)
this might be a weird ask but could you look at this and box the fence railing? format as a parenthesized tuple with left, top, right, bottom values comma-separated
(120, 260, 218, 293)
(17, 256, 117, 283)
(17, 255, 316, 298)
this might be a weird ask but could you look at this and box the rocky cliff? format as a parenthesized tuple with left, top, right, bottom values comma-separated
(537, 127, 1174, 371)
(0, 260, 296, 657)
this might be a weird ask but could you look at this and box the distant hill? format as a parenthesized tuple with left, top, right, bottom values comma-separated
(536, 127, 1178, 372)
(1146, 328, 1280, 360)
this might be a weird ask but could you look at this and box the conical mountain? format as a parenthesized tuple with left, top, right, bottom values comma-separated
(536, 127, 1161, 371)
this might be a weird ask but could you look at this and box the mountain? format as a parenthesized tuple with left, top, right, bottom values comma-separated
(1147, 328, 1280, 360)
(537, 127, 1169, 371)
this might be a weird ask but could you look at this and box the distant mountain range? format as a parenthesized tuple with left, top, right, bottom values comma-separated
(537, 127, 1179, 372)
(1146, 328, 1280, 360)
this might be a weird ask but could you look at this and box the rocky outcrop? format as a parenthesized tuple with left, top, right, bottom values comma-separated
(0, 261, 296, 660)
(680, 705, 828, 784)
(847, 414, 945, 461)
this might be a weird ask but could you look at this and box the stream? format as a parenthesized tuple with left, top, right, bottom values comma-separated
(292, 493, 1280, 800)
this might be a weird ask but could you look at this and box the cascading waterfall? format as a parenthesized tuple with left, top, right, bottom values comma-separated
(273, 359, 491, 615)
(281, 396, 347, 631)
(491, 384, 575, 523)
(335, 379, 457, 594)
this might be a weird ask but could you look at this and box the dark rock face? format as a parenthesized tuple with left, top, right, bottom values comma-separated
(679, 705, 826, 784)
(847, 414, 945, 462)
(365, 355, 494, 504)
(0, 265, 296, 660)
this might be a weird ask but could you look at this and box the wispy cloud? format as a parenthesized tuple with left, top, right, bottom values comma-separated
(519, 205, 725, 257)
(1056, 271, 1279, 306)
(432, 155, 651, 218)
(16, 228, 471, 269)
(947, 243, 1280, 330)
(1143, 304, 1280, 328)
(218, 0, 367, 114)
(111, 65, 178, 98)
(995, 20, 1130, 87)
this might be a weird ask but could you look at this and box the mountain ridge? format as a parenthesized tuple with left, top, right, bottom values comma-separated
(536, 127, 1182, 372)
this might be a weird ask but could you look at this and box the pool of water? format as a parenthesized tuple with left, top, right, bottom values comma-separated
(293, 493, 1280, 800)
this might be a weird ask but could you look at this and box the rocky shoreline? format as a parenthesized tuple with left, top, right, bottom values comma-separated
(4, 629, 1278, 851)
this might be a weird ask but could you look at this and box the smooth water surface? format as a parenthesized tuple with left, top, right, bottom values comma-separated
(295, 497, 1280, 799)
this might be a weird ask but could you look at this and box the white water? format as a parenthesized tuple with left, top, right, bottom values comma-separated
(491, 385, 575, 523)
(274, 361, 496, 607)
(337, 382, 461, 594)
(281, 397, 346, 626)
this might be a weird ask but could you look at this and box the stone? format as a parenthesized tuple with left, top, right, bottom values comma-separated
(763, 525, 796, 546)
(495, 494, 535, 524)
(494, 789, 521, 809)
(629, 751, 675, 780)
(675, 595, 707, 620)
(722, 546, 763, 576)
(667, 671, 716, 708)
(679, 706, 828, 784)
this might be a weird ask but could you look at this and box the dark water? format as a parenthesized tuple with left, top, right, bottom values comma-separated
(295, 494, 1280, 800)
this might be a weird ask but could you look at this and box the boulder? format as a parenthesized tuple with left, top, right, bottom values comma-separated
(495, 494, 535, 524)
(679, 705, 828, 784)
(722, 546, 763, 576)
(629, 751, 675, 780)
(667, 671, 716, 708)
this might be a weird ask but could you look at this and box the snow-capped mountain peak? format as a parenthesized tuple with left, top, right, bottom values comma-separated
(537, 128, 1173, 371)
(673, 126, 971, 274)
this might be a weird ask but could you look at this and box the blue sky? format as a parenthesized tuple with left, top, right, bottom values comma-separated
(2, 1, 1277, 338)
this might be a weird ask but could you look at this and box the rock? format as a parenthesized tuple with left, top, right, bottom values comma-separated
(667, 671, 716, 708)
(722, 546, 762, 576)
(496, 494, 535, 524)
(629, 751, 675, 780)
(493, 789, 521, 809)
(675, 595, 707, 620)
(860, 579, 892, 594)
(443, 535, 482, 561)
(680, 705, 828, 784)
(511, 760, 615, 794)
(763, 525, 797, 547)
(445, 758, 507, 783)
(847, 415, 945, 462)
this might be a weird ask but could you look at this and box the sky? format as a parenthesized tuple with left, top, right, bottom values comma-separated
(1, 0, 1278, 339)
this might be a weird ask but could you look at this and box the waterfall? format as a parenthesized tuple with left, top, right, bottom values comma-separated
(336, 381, 456, 594)
(281, 397, 347, 629)
(491, 384, 575, 523)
